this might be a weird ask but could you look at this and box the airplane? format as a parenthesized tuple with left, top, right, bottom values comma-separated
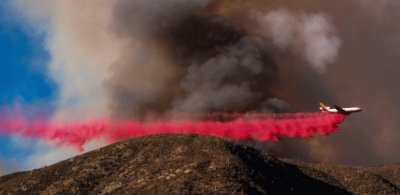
(319, 102, 362, 115)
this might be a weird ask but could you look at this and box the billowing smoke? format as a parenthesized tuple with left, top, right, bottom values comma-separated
(107, 1, 283, 117)
(8, 0, 400, 166)
(253, 10, 341, 73)
(10, 0, 122, 121)
(9, 0, 338, 119)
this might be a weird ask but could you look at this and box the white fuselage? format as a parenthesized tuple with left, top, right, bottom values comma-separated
(319, 106, 362, 113)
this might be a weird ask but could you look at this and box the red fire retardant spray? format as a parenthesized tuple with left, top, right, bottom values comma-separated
(0, 112, 345, 151)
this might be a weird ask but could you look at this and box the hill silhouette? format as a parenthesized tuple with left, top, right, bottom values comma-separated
(0, 134, 399, 194)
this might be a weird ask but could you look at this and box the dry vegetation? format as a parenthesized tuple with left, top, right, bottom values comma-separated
(0, 134, 399, 194)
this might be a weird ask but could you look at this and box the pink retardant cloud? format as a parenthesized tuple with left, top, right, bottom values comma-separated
(0, 112, 345, 152)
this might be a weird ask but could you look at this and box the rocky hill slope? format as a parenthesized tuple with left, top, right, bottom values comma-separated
(1, 134, 399, 194)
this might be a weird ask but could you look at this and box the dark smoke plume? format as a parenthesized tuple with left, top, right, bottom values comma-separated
(107, 1, 280, 118)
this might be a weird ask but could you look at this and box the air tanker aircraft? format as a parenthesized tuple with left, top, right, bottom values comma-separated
(319, 102, 362, 115)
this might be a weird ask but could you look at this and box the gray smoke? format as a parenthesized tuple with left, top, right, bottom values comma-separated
(9, 0, 339, 120)
(253, 10, 341, 73)
(111, 0, 212, 37)
(107, 2, 284, 118)
(174, 37, 273, 113)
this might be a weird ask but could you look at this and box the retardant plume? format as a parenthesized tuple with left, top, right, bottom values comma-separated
(0, 113, 345, 152)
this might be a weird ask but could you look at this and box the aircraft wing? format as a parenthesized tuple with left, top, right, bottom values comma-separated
(334, 105, 347, 113)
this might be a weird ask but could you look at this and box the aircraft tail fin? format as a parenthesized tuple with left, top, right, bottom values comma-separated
(319, 102, 328, 111)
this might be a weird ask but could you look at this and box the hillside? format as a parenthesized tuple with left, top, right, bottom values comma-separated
(1, 134, 399, 194)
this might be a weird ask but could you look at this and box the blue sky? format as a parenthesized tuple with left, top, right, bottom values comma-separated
(0, 21, 54, 105)
(0, 8, 57, 168)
